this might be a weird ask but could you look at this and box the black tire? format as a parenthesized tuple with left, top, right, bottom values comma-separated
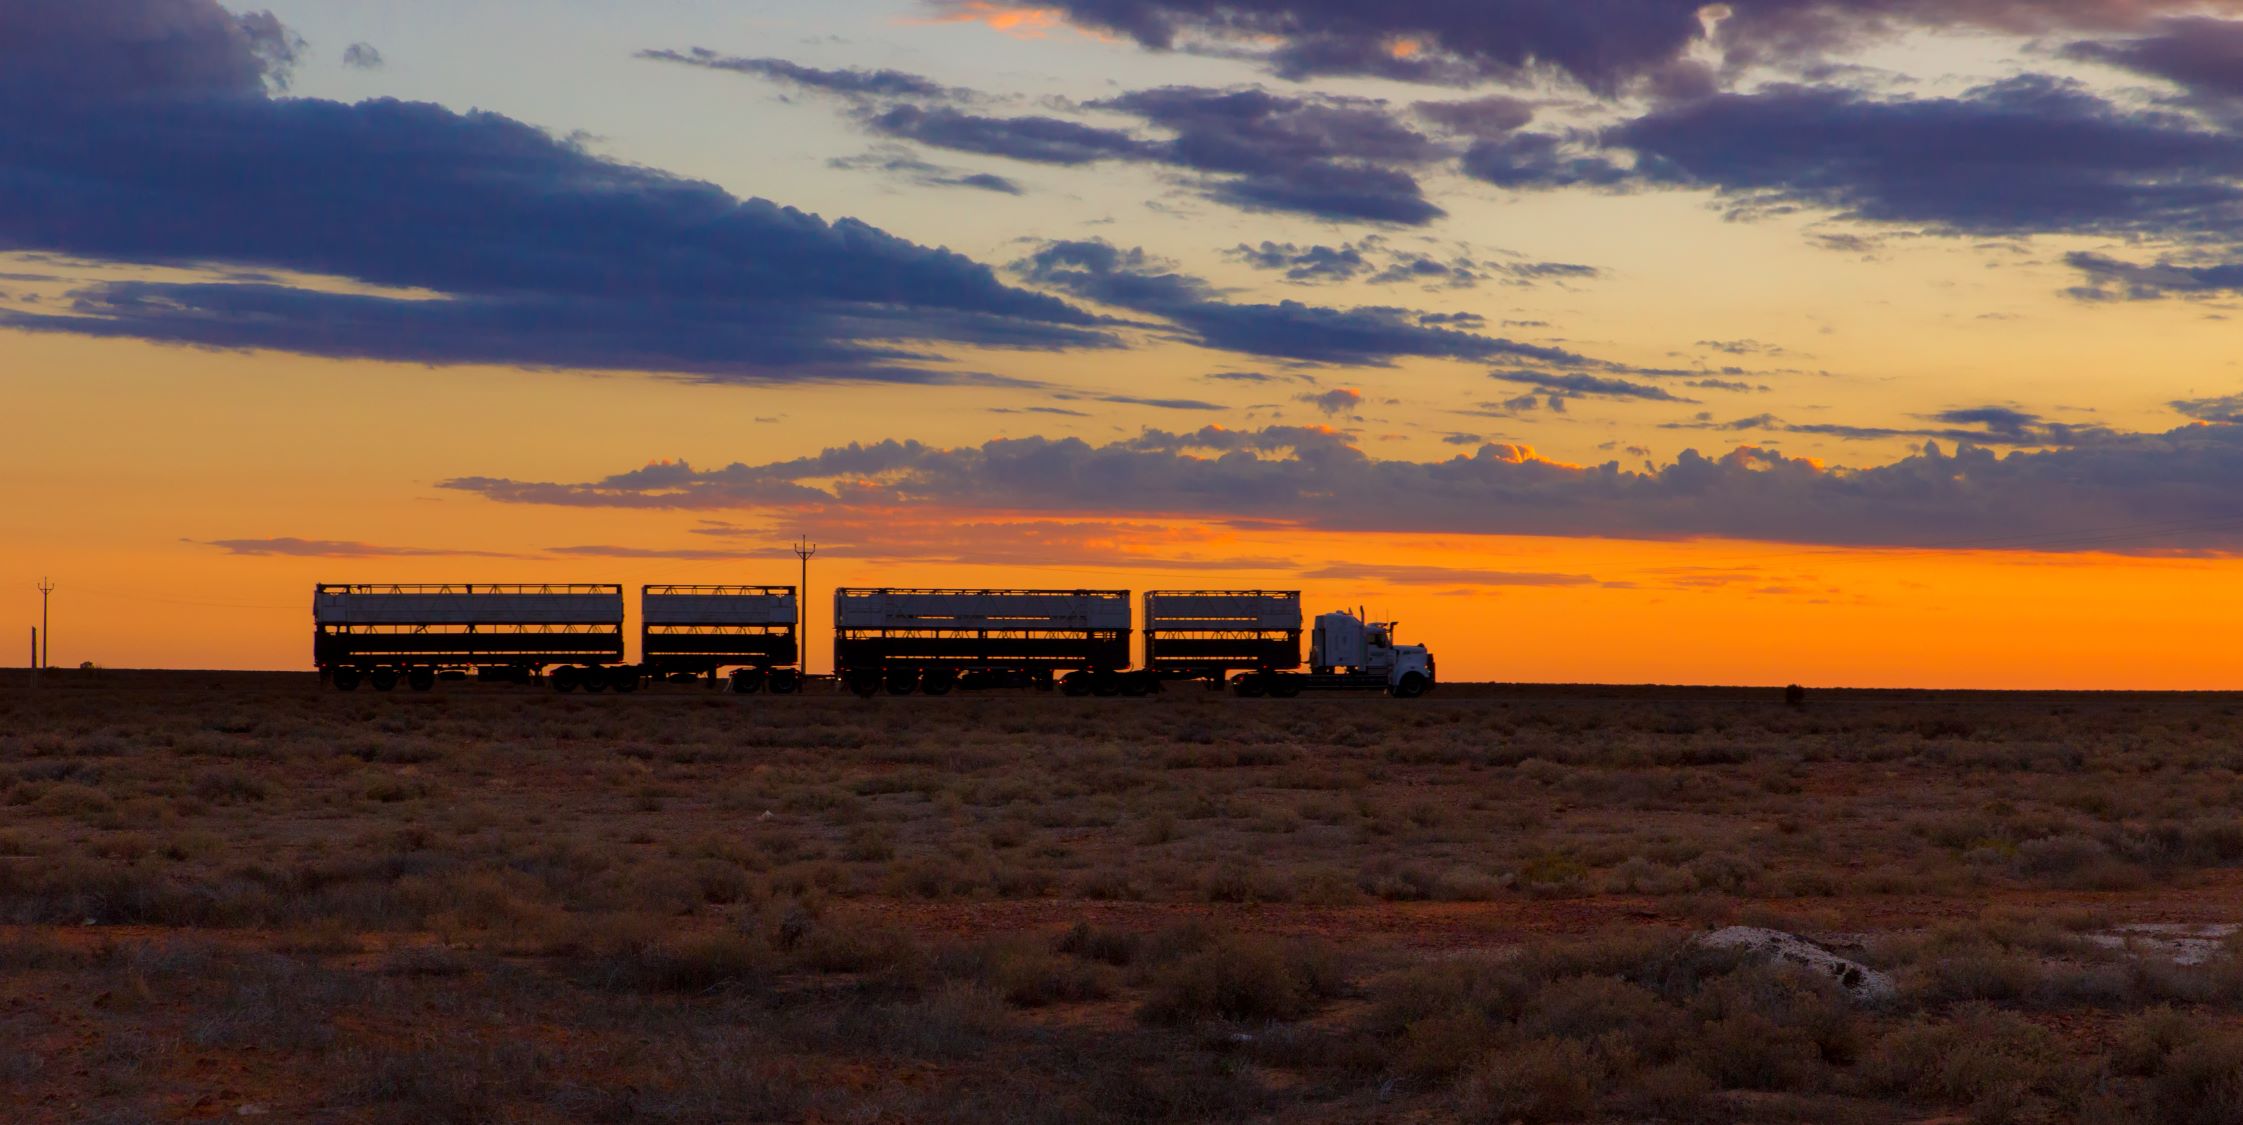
(1269, 676, 1302, 699)
(406, 666, 436, 692)
(731, 667, 766, 695)
(610, 666, 640, 693)
(769, 668, 800, 695)
(886, 668, 920, 696)
(1391, 672, 1428, 699)
(1119, 673, 1150, 698)
(921, 669, 957, 697)
(847, 668, 883, 698)
(1233, 674, 1266, 699)
(1059, 671, 1091, 698)
(552, 665, 580, 693)
(582, 666, 609, 694)
(369, 666, 400, 693)
(331, 666, 361, 692)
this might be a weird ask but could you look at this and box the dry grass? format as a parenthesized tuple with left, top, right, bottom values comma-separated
(8, 672, 2243, 1120)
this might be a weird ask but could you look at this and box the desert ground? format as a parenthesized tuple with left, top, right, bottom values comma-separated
(8, 672, 2243, 1123)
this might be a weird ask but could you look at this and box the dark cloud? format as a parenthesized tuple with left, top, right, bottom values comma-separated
(1413, 95, 1536, 139)
(2173, 393, 2243, 424)
(0, 3, 1112, 382)
(199, 537, 522, 558)
(342, 42, 383, 69)
(925, 0, 2201, 93)
(1055, 391, 1226, 410)
(2066, 18, 2243, 109)
(1493, 371, 1696, 403)
(639, 49, 955, 99)
(1605, 77, 2243, 237)
(1230, 237, 1602, 290)
(867, 103, 1155, 165)
(2065, 251, 2243, 301)
(1300, 387, 1363, 415)
(828, 148, 1026, 194)
(1017, 239, 1598, 367)
(445, 419, 2243, 552)
(1662, 407, 2113, 446)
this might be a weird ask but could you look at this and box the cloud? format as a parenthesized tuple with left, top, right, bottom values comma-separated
(445, 419, 2243, 552)
(1300, 387, 1363, 415)
(1056, 391, 1226, 410)
(342, 42, 383, 69)
(198, 537, 523, 558)
(920, 0, 2208, 93)
(639, 49, 956, 99)
(1228, 237, 1599, 289)
(0, 0, 303, 100)
(2065, 251, 2243, 301)
(2173, 393, 2243, 424)
(0, 3, 1114, 382)
(1299, 564, 1607, 588)
(1017, 239, 1598, 366)
(2066, 18, 2243, 110)
(1493, 371, 1696, 404)
(1662, 407, 2113, 446)
(1601, 76, 2243, 237)
(828, 147, 1026, 194)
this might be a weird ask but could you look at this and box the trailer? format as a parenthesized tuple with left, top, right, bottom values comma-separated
(1144, 591, 1436, 698)
(314, 583, 627, 693)
(640, 584, 801, 693)
(833, 588, 1139, 697)
(1143, 590, 1303, 690)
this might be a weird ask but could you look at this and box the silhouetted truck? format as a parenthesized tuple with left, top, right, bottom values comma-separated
(833, 588, 1135, 697)
(314, 583, 627, 693)
(640, 584, 800, 693)
(1145, 590, 1436, 698)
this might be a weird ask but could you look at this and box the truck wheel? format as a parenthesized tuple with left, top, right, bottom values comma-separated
(922, 669, 957, 696)
(332, 666, 361, 692)
(769, 668, 801, 695)
(552, 665, 580, 693)
(582, 667, 609, 694)
(369, 666, 400, 693)
(1059, 671, 1091, 697)
(1119, 672, 1150, 698)
(730, 667, 765, 694)
(1233, 674, 1266, 699)
(886, 668, 920, 696)
(406, 666, 436, 692)
(847, 668, 883, 698)
(1391, 672, 1428, 699)
(1269, 676, 1302, 699)
(610, 666, 641, 693)
(1090, 671, 1121, 697)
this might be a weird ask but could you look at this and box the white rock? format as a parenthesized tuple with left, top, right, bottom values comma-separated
(1700, 926, 1896, 1005)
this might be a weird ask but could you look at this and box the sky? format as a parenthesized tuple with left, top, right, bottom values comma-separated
(10, 0, 2243, 687)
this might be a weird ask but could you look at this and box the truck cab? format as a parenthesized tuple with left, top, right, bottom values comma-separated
(1311, 611, 1436, 697)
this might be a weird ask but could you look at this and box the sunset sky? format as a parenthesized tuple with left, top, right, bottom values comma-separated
(11, 0, 2243, 686)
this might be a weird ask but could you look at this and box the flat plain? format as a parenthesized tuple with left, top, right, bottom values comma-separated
(9, 672, 2243, 1123)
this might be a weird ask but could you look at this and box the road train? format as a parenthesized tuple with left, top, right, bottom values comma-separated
(313, 583, 1436, 698)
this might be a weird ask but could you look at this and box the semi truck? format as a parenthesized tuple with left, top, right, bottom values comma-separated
(640, 585, 801, 693)
(1143, 590, 1436, 698)
(314, 583, 629, 692)
(832, 588, 1142, 697)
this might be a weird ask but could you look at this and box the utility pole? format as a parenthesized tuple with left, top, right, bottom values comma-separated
(36, 578, 54, 670)
(793, 536, 817, 676)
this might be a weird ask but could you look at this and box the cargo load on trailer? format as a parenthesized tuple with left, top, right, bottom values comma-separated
(313, 583, 628, 693)
(640, 585, 801, 694)
(1143, 590, 1303, 686)
(833, 588, 1140, 697)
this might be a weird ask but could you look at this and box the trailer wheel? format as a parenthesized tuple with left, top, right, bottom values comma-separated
(730, 667, 766, 695)
(769, 669, 801, 695)
(1233, 674, 1266, 699)
(332, 666, 361, 692)
(1119, 673, 1150, 698)
(885, 668, 920, 696)
(1391, 672, 1428, 699)
(582, 667, 609, 694)
(369, 666, 400, 693)
(610, 666, 640, 693)
(846, 668, 883, 698)
(921, 669, 957, 696)
(1090, 671, 1122, 697)
(552, 665, 580, 693)
(1059, 671, 1091, 698)
(1269, 676, 1302, 699)
(406, 666, 436, 692)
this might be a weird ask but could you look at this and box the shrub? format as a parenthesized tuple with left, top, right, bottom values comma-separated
(1457, 1038, 1599, 1124)
(1138, 934, 1344, 1025)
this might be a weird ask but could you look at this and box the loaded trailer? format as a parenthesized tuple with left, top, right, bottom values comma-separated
(1144, 590, 1437, 698)
(314, 583, 629, 692)
(833, 588, 1145, 697)
(640, 584, 801, 693)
